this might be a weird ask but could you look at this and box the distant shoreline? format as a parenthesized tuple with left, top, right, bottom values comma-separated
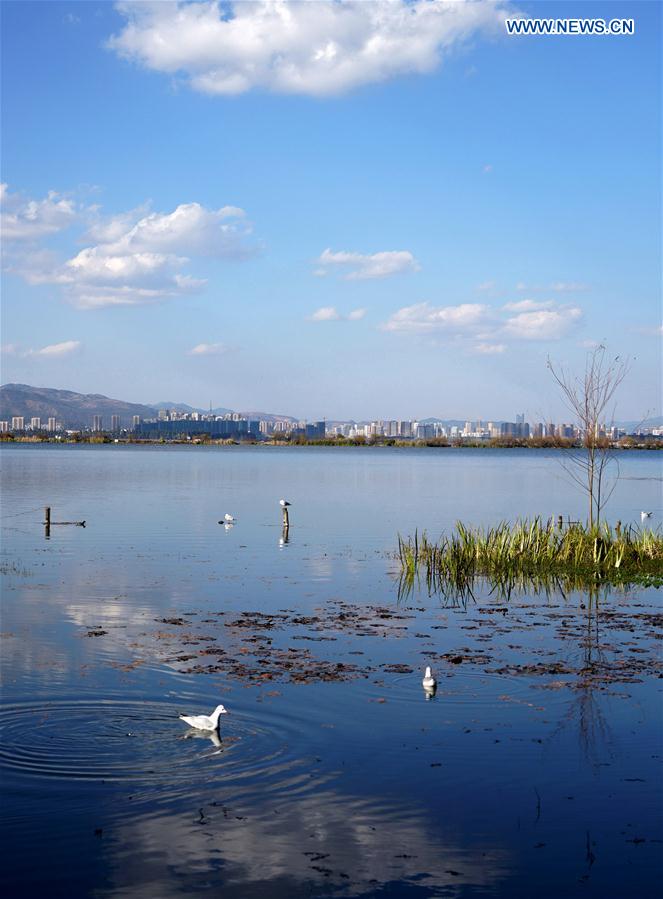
(2, 436, 661, 451)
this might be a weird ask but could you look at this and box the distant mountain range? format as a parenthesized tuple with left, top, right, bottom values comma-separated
(153, 401, 234, 416)
(0, 384, 297, 428)
(153, 402, 297, 423)
(0, 384, 158, 429)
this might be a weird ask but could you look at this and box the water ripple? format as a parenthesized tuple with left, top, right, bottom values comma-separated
(0, 698, 331, 802)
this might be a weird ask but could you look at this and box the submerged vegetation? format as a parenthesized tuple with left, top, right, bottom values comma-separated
(398, 519, 663, 601)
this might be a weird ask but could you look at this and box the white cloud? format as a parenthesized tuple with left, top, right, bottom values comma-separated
(28, 340, 81, 357)
(0, 183, 78, 241)
(83, 204, 151, 243)
(0, 343, 19, 355)
(476, 280, 495, 291)
(308, 306, 366, 322)
(70, 279, 205, 310)
(503, 306, 582, 340)
(550, 281, 590, 293)
(473, 342, 506, 354)
(99, 202, 250, 258)
(633, 323, 663, 338)
(188, 342, 228, 355)
(316, 248, 420, 280)
(516, 281, 589, 293)
(381, 301, 488, 333)
(5, 192, 254, 309)
(108, 0, 514, 97)
(382, 298, 583, 345)
(309, 306, 341, 321)
(502, 299, 553, 312)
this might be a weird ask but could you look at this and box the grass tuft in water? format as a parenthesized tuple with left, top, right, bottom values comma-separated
(397, 519, 663, 601)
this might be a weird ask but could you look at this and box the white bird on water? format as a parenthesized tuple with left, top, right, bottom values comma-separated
(279, 499, 291, 508)
(179, 704, 228, 732)
(422, 666, 436, 691)
(641, 511, 652, 522)
(223, 513, 235, 523)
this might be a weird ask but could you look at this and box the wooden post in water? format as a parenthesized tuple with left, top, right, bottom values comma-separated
(557, 515, 563, 531)
(615, 520, 621, 536)
(282, 506, 289, 529)
(44, 506, 51, 527)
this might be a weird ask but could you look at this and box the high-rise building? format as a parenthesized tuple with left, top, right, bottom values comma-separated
(516, 412, 525, 424)
(501, 421, 530, 438)
(30, 417, 41, 430)
(132, 415, 141, 429)
(158, 409, 169, 421)
(305, 421, 326, 439)
(47, 417, 57, 432)
(93, 415, 103, 431)
(11, 416, 24, 430)
(0, 421, 8, 432)
(111, 414, 120, 432)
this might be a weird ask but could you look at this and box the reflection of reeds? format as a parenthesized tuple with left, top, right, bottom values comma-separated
(397, 519, 663, 602)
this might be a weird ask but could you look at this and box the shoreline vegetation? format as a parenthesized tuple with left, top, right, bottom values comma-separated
(2, 434, 661, 450)
(397, 519, 663, 601)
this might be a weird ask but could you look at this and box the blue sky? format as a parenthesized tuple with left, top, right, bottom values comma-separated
(1, 0, 660, 420)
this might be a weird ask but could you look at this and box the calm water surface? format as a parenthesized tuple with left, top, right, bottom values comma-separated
(1, 445, 661, 897)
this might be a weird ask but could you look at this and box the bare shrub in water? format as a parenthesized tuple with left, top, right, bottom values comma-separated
(547, 345, 630, 527)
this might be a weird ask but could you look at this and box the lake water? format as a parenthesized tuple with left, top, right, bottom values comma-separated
(1, 445, 661, 897)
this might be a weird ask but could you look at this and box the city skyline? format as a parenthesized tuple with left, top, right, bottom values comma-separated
(2, 380, 658, 436)
(1, 1, 661, 420)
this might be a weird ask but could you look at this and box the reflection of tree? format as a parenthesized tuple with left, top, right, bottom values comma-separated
(549, 595, 614, 767)
(398, 570, 620, 766)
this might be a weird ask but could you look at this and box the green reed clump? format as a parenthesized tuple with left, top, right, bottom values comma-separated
(398, 519, 663, 599)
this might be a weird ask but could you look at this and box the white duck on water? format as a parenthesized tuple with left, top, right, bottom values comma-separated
(422, 666, 436, 691)
(641, 511, 653, 523)
(179, 704, 229, 732)
(220, 513, 235, 524)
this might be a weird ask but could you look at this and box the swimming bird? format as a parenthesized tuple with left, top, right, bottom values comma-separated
(641, 511, 652, 522)
(422, 666, 436, 691)
(179, 704, 228, 732)
(224, 513, 235, 523)
(279, 499, 291, 508)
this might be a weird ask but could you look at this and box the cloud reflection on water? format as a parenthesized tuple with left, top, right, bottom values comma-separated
(97, 788, 510, 898)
